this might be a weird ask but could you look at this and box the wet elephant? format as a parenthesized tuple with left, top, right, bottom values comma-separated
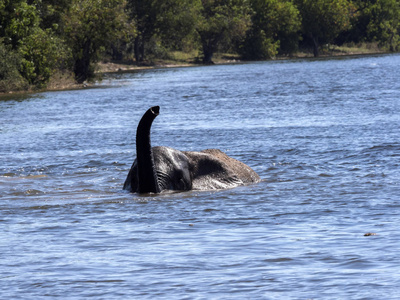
(123, 106, 260, 193)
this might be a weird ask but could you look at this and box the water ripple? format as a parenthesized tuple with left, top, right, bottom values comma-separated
(1, 54, 400, 299)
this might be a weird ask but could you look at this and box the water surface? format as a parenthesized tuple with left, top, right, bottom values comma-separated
(1, 54, 400, 299)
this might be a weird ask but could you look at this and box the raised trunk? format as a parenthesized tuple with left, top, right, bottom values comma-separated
(136, 106, 160, 193)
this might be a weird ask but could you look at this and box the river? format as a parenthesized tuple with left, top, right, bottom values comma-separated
(1, 54, 400, 299)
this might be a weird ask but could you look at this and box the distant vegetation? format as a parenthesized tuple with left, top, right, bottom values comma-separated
(1, 0, 400, 93)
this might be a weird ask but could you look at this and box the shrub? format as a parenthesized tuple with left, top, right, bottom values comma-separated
(18, 28, 71, 87)
(0, 40, 29, 93)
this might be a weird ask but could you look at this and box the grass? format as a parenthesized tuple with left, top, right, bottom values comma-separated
(325, 42, 383, 55)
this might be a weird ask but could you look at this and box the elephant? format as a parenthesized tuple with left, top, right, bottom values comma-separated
(123, 106, 260, 193)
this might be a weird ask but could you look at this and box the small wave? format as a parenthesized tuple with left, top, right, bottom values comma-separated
(0, 174, 47, 181)
(338, 257, 378, 270)
(318, 173, 334, 177)
(264, 257, 294, 263)
(363, 143, 400, 156)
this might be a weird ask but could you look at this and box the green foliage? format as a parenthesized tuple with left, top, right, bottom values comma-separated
(295, 0, 357, 56)
(126, 0, 157, 62)
(1, 0, 41, 48)
(0, 39, 29, 92)
(365, 0, 400, 51)
(196, 0, 252, 63)
(240, 29, 280, 59)
(0, 0, 70, 89)
(64, 0, 133, 82)
(155, 0, 201, 51)
(18, 28, 70, 86)
(273, 0, 302, 55)
(32, 0, 71, 33)
(240, 0, 301, 59)
(127, 0, 198, 62)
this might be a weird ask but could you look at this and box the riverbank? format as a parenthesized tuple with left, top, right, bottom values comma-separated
(0, 44, 389, 97)
(94, 42, 389, 75)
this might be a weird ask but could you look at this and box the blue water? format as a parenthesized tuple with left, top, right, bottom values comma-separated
(1, 54, 400, 299)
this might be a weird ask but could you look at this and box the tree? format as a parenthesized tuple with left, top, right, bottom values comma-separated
(127, 0, 157, 63)
(1, 0, 40, 49)
(365, 0, 400, 51)
(19, 27, 69, 86)
(127, 0, 199, 63)
(240, 0, 301, 59)
(295, 0, 356, 57)
(196, 0, 252, 63)
(0, 0, 69, 87)
(273, 0, 302, 55)
(31, 0, 71, 33)
(155, 0, 201, 52)
(64, 0, 133, 83)
(0, 39, 29, 92)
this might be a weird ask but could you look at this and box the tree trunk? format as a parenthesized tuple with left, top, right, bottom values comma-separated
(389, 31, 395, 52)
(134, 36, 145, 63)
(202, 50, 214, 64)
(74, 39, 92, 83)
(202, 40, 216, 64)
(111, 44, 124, 61)
(312, 34, 319, 57)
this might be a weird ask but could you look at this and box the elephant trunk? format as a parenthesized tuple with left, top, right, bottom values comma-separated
(136, 106, 160, 193)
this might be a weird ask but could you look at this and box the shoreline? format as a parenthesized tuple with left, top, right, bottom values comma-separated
(0, 49, 391, 97)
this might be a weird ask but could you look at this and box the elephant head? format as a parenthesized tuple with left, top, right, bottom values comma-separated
(124, 106, 260, 193)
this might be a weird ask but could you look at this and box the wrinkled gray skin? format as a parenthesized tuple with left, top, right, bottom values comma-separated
(123, 106, 260, 193)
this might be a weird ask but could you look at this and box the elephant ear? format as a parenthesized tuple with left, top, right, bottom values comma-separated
(123, 159, 139, 192)
(201, 149, 260, 183)
(184, 149, 258, 190)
